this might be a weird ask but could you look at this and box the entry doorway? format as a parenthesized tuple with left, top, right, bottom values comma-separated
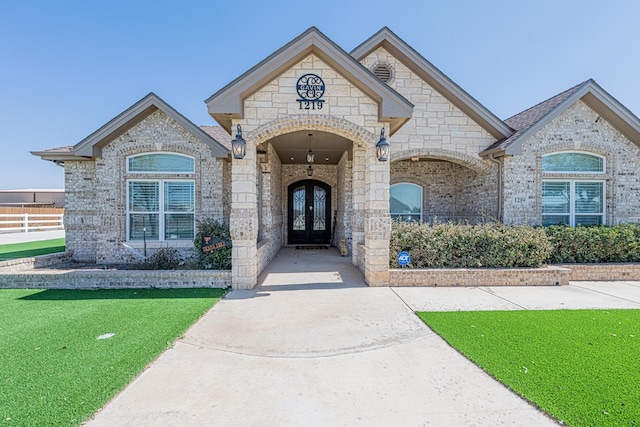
(287, 180, 331, 245)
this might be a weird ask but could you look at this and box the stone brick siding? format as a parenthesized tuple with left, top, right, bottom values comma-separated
(360, 47, 496, 159)
(242, 54, 382, 132)
(335, 152, 353, 249)
(257, 143, 284, 272)
(64, 110, 226, 264)
(64, 161, 98, 261)
(389, 267, 570, 287)
(391, 159, 497, 223)
(503, 101, 640, 225)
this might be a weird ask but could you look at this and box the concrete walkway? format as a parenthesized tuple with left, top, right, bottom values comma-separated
(85, 248, 640, 426)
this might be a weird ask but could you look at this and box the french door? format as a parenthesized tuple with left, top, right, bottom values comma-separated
(287, 180, 331, 245)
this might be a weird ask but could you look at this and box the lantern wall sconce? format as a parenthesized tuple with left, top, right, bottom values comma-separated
(376, 128, 390, 162)
(231, 124, 246, 159)
(307, 164, 313, 176)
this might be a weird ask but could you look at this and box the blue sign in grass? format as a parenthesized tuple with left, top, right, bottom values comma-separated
(398, 251, 411, 266)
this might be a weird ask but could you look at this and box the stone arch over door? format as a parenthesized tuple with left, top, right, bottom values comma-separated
(247, 114, 375, 150)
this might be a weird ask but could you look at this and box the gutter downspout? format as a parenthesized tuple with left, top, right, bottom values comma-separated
(487, 153, 503, 222)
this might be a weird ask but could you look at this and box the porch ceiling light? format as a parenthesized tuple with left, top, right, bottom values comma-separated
(231, 124, 246, 159)
(376, 128, 390, 162)
(306, 133, 315, 163)
(307, 164, 313, 176)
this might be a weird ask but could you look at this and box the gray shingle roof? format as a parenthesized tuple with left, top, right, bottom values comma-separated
(482, 81, 587, 154)
(200, 126, 232, 150)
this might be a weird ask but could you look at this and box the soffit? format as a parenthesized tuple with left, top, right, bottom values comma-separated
(351, 27, 513, 140)
(205, 27, 414, 135)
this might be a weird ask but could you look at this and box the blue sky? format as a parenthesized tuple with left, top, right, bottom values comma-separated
(1, 0, 639, 189)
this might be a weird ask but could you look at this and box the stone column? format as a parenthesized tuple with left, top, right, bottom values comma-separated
(363, 129, 391, 286)
(351, 144, 366, 267)
(230, 134, 259, 290)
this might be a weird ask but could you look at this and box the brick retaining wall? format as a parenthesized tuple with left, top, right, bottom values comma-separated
(390, 266, 571, 287)
(560, 263, 640, 281)
(0, 252, 71, 272)
(0, 269, 231, 289)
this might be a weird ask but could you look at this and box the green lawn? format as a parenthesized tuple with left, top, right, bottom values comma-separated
(418, 310, 640, 427)
(0, 238, 65, 261)
(0, 288, 225, 426)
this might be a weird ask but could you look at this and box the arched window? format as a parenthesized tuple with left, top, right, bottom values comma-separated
(127, 153, 195, 173)
(126, 153, 195, 241)
(390, 183, 422, 222)
(542, 152, 604, 173)
(541, 152, 605, 226)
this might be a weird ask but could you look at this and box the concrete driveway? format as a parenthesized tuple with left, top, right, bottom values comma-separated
(84, 248, 573, 426)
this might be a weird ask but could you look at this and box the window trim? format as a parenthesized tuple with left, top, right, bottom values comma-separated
(126, 179, 195, 241)
(126, 152, 195, 174)
(541, 151, 605, 174)
(542, 179, 606, 226)
(390, 182, 423, 222)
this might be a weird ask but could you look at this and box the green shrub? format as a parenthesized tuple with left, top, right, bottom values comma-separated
(193, 218, 232, 270)
(141, 247, 183, 270)
(545, 223, 640, 263)
(389, 221, 552, 268)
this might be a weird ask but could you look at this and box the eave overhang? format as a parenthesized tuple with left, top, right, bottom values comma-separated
(205, 27, 414, 135)
(351, 27, 513, 141)
(71, 92, 229, 158)
(483, 79, 640, 157)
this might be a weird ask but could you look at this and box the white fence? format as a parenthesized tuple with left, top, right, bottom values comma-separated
(0, 213, 64, 233)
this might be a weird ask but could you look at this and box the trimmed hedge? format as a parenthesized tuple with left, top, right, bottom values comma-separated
(390, 221, 552, 268)
(545, 223, 640, 263)
(390, 221, 640, 268)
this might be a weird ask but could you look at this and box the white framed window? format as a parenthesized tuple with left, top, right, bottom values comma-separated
(541, 151, 606, 226)
(542, 180, 605, 226)
(390, 183, 422, 222)
(542, 151, 605, 173)
(127, 153, 195, 173)
(127, 180, 195, 241)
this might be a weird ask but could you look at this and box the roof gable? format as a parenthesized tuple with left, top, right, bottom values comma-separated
(481, 79, 640, 156)
(351, 27, 513, 140)
(205, 27, 414, 135)
(74, 93, 228, 158)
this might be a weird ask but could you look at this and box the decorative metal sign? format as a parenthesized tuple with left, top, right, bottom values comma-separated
(296, 73, 325, 110)
(201, 236, 227, 252)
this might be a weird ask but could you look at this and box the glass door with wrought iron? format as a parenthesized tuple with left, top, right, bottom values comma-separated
(287, 180, 331, 245)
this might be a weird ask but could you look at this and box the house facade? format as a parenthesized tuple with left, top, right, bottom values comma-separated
(33, 27, 640, 290)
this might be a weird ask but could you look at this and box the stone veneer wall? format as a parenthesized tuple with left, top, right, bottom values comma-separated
(65, 110, 226, 264)
(64, 161, 98, 261)
(257, 142, 284, 274)
(503, 101, 640, 225)
(390, 159, 497, 222)
(335, 152, 353, 250)
(360, 47, 496, 160)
